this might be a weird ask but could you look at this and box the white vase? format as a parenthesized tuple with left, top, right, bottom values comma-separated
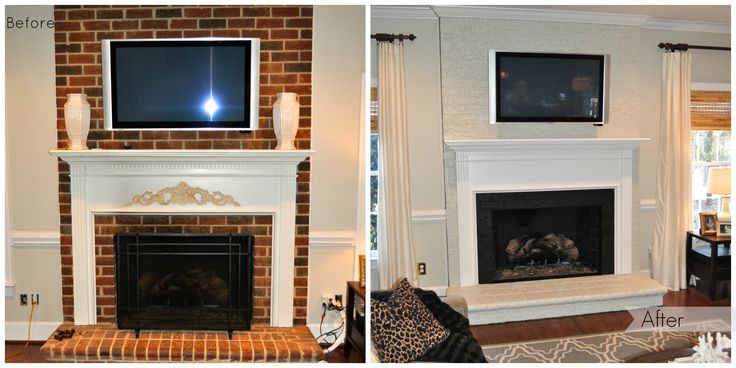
(64, 93, 91, 150)
(272, 92, 299, 150)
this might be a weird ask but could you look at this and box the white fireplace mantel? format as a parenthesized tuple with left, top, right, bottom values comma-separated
(50, 149, 313, 327)
(446, 138, 648, 287)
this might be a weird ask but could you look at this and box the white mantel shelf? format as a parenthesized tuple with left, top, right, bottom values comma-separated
(446, 138, 649, 288)
(50, 149, 314, 163)
(446, 138, 649, 153)
(51, 148, 313, 327)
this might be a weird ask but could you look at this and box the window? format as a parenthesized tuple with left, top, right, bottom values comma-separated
(691, 90, 731, 228)
(370, 87, 379, 257)
(370, 133, 379, 253)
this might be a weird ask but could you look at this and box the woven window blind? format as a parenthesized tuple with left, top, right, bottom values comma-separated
(691, 90, 730, 131)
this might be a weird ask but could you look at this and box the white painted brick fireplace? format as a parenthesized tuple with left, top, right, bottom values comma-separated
(445, 139, 667, 325)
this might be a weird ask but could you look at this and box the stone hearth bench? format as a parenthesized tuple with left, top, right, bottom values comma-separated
(447, 273, 668, 326)
(40, 324, 324, 363)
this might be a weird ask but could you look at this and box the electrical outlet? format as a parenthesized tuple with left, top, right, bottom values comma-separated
(321, 292, 332, 306)
(31, 294, 40, 305)
(418, 262, 427, 275)
(20, 294, 27, 306)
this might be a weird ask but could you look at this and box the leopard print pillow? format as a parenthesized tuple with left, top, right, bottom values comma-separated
(371, 278, 450, 363)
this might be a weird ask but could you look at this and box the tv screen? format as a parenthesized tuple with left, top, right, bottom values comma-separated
(489, 51, 607, 123)
(103, 39, 260, 130)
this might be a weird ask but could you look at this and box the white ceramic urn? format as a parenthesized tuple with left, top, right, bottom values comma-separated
(272, 92, 299, 150)
(64, 93, 91, 150)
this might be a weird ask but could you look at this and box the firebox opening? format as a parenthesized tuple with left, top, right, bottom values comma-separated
(477, 189, 615, 284)
(116, 233, 254, 339)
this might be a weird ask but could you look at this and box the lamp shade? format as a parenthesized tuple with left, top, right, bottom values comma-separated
(707, 166, 731, 195)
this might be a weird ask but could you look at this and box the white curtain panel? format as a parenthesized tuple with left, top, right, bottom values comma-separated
(652, 52, 692, 290)
(377, 41, 418, 289)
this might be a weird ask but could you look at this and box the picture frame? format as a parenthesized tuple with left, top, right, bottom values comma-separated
(358, 255, 366, 288)
(699, 212, 718, 235)
(716, 221, 731, 237)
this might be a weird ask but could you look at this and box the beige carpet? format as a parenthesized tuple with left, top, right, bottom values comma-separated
(482, 321, 729, 363)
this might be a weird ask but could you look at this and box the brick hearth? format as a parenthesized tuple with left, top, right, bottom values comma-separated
(40, 324, 324, 363)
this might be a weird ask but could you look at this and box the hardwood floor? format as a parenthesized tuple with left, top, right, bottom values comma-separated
(471, 287, 730, 346)
(4, 288, 726, 362)
(5, 342, 47, 364)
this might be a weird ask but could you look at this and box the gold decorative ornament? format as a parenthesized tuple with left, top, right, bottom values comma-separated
(125, 181, 240, 207)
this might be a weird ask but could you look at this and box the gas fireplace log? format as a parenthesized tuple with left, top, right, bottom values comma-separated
(138, 269, 229, 306)
(505, 233, 580, 266)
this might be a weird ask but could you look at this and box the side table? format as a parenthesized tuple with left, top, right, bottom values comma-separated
(343, 281, 365, 362)
(686, 231, 731, 300)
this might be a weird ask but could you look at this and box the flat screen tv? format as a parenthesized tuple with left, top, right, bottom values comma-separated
(102, 38, 260, 130)
(489, 51, 608, 124)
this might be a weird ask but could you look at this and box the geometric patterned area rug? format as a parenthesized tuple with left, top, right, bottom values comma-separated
(482, 321, 730, 363)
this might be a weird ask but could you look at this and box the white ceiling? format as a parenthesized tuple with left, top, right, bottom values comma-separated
(506, 5, 730, 25)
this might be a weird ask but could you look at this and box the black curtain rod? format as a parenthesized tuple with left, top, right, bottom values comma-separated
(658, 42, 730, 52)
(371, 33, 416, 43)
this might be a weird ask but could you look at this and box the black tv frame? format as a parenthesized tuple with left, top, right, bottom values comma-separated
(489, 51, 608, 124)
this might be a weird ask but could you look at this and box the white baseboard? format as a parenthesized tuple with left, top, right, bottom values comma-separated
(5, 321, 61, 341)
(638, 269, 652, 277)
(307, 322, 345, 345)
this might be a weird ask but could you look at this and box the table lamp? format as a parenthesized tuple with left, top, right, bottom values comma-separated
(707, 166, 731, 222)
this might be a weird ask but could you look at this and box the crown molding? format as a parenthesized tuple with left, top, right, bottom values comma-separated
(371, 5, 437, 20)
(642, 18, 730, 34)
(431, 6, 649, 26)
(373, 6, 730, 34)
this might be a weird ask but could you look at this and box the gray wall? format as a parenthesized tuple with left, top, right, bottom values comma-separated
(5, 5, 63, 335)
(305, 5, 366, 333)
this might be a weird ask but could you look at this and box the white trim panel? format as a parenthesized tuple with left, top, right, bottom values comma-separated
(411, 209, 446, 224)
(11, 232, 61, 248)
(5, 321, 62, 341)
(309, 231, 356, 248)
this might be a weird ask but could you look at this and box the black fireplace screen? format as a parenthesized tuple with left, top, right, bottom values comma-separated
(476, 189, 615, 284)
(115, 233, 253, 337)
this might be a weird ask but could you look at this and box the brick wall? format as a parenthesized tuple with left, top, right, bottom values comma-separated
(53, 5, 311, 325)
(93, 214, 273, 325)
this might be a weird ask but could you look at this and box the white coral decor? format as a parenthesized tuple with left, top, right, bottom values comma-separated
(676, 332, 731, 363)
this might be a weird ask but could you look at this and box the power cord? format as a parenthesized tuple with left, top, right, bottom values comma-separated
(317, 298, 345, 352)
(5, 300, 37, 361)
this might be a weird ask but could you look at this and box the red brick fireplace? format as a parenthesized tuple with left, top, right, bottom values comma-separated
(52, 5, 313, 327)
